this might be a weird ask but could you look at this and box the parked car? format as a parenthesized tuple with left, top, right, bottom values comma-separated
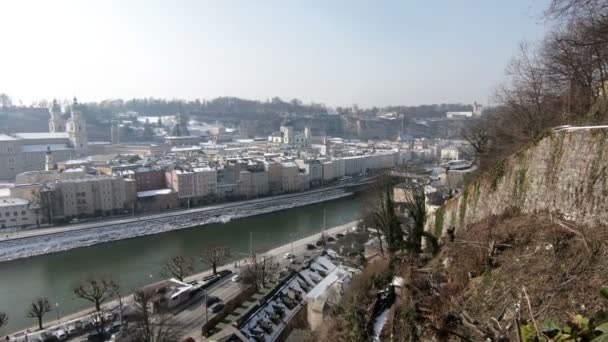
(326, 237, 336, 242)
(206, 295, 221, 306)
(105, 322, 122, 335)
(103, 312, 115, 322)
(39, 331, 59, 342)
(315, 240, 325, 247)
(218, 269, 233, 277)
(283, 253, 295, 259)
(210, 302, 225, 313)
(66, 325, 78, 336)
(231, 274, 241, 282)
(87, 332, 109, 342)
(306, 244, 316, 250)
(53, 330, 67, 341)
(336, 233, 345, 238)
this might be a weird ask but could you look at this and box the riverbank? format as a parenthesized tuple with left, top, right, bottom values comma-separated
(0, 195, 362, 335)
(0, 187, 356, 262)
(6, 220, 360, 339)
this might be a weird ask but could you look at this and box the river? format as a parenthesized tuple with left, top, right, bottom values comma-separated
(0, 195, 361, 334)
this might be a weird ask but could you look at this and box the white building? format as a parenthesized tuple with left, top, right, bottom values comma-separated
(446, 111, 473, 119)
(281, 162, 299, 192)
(238, 170, 269, 198)
(322, 161, 335, 182)
(0, 98, 88, 180)
(192, 167, 218, 197)
(0, 198, 37, 229)
(295, 159, 322, 186)
(440, 146, 460, 161)
(342, 155, 368, 176)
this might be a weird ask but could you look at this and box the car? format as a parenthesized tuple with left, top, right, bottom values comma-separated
(53, 330, 67, 341)
(66, 325, 78, 336)
(218, 269, 233, 277)
(87, 332, 109, 342)
(231, 274, 241, 282)
(306, 244, 316, 250)
(104, 312, 115, 322)
(326, 250, 339, 259)
(206, 295, 221, 306)
(315, 240, 325, 246)
(105, 322, 122, 335)
(210, 302, 225, 313)
(326, 237, 335, 242)
(283, 253, 295, 259)
(336, 233, 345, 238)
(10, 332, 31, 342)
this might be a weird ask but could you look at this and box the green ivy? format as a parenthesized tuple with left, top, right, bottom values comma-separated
(434, 207, 444, 238)
(513, 166, 529, 209)
(521, 288, 608, 342)
(491, 160, 507, 191)
(459, 189, 469, 227)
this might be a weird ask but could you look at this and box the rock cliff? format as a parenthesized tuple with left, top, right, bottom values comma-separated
(429, 127, 608, 236)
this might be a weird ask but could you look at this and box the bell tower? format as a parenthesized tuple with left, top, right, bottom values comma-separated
(68, 97, 87, 156)
(49, 99, 66, 133)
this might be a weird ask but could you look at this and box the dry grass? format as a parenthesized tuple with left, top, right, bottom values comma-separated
(418, 213, 608, 340)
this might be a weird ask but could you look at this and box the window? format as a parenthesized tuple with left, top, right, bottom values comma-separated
(21, 210, 26, 215)
(13, 211, 18, 216)
(4, 212, 8, 217)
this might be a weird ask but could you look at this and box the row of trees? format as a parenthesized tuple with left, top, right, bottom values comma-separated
(0, 244, 279, 340)
(464, 0, 608, 170)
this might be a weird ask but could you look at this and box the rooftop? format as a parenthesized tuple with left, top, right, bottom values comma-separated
(14, 132, 70, 140)
(137, 188, 173, 198)
(0, 198, 29, 207)
(0, 134, 17, 141)
(22, 144, 72, 152)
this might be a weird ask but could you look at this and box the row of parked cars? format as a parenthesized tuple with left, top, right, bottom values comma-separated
(9, 311, 122, 342)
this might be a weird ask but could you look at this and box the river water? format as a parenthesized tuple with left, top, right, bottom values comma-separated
(0, 195, 361, 334)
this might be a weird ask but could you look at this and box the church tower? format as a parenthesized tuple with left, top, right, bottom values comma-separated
(49, 99, 67, 133)
(304, 126, 311, 147)
(45, 146, 54, 171)
(68, 97, 87, 156)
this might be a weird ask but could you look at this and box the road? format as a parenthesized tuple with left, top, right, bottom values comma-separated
(6, 221, 360, 341)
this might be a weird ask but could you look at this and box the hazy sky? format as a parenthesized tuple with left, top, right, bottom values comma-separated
(0, 0, 551, 107)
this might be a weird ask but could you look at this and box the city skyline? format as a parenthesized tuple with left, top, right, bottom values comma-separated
(0, 0, 550, 107)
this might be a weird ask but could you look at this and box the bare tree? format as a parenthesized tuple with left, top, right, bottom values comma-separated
(242, 254, 280, 290)
(130, 290, 180, 342)
(74, 277, 119, 311)
(160, 256, 194, 281)
(87, 310, 113, 341)
(461, 123, 490, 156)
(0, 311, 7, 330)
(0, 94, 12, 109)
(372, 187, 404, 256)
(27, 298, 52, 330)
(201, 247, 231, 275)
(402, 186, 438, 255)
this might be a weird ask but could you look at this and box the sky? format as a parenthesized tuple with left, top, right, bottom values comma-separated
(0, 0, 552, 108)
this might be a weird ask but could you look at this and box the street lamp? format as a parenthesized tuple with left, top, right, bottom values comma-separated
(55, 302, 60, 323)
(203, 289, 208, 325)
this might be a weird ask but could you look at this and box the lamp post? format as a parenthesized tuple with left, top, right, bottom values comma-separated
(55, 302, 60, 323)
(117, 293, 124, 326)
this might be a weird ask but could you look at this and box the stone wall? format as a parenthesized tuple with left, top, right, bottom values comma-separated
(428, 128, 608, 236)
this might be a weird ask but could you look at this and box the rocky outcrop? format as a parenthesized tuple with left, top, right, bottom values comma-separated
(429, 127, 608, 236)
